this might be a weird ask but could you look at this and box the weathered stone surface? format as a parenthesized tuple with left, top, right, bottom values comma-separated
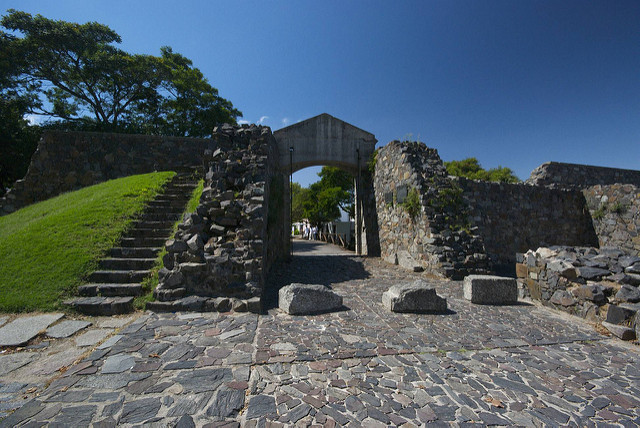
(118, 397, 160, 424)
(602, 321, 636, 340)
(46, 320, 92, 339)
(206, 390, 245, 417)
(245, 394, 276, 419)
(0, 313, 64, 346)
(616, 284, 640, 303)
(279, 283, 343, 315)
(75, 328, 113, 347)
(0, 353, 36, 376)
(463, 275, 517, 305)
(382, 280, 447, 313)
(573, 284, 606, 304)
(550, 290, 577, 307)
(102, 355, 135, 374)
(606, 304, 639, 325)
(577, 266, 610, 280)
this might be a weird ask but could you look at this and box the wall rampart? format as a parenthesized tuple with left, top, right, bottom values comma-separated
(0, 130, 213, 215)
(583, 184, 640, 255)
(373, 141, 490, 278)
(153, 124, 287, 310)
(459, 178, 599, 272)
(527, 161, 640, 190)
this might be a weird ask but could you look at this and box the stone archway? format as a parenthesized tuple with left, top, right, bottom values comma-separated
(273, 113, 379, 255)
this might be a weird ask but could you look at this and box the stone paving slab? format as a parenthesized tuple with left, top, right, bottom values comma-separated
(45, 320, 92, 339)
(0, 313, 64, 347)
(0, 242, 639, 426)
(0, 317, 7, 328)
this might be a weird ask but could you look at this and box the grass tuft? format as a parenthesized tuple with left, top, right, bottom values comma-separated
(0, 172, 175, 312)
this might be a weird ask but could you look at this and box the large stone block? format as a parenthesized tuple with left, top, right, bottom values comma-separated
(279, 283, 343, 315)
(382, 280, 447, 313)
(463, 275, 518, 305)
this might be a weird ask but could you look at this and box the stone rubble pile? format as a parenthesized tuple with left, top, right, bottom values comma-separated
(151, 124, 278, 313)
(517, 246, 640, 340)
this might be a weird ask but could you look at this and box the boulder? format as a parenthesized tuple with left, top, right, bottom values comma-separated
(550, 290, 577, 307)
(382, 280, 447, 313)
(606, 303, 639, 325)
(601, 321, 636, 341)
(463, 275, 518, 305)
(279, 283, 343, 315)
(615, 284, 640, 303)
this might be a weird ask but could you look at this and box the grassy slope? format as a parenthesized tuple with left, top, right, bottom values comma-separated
(0, 172, 175, 312)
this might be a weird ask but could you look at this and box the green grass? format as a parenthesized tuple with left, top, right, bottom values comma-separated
(0, 172, 175, 312)
(135, 178, 204, 309)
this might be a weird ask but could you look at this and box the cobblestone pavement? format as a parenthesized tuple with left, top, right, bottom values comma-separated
(1, 240, 639, 427)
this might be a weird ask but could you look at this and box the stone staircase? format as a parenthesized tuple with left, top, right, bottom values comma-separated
(65, 173, 198, 315)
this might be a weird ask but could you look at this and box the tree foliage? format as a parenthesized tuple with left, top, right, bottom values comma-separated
(1, 10, 240, 135)
(291, 167, 354, 225)
(0, 10, 241, 192)
(444, 157, 520, 183)
(0, 30, 41, 193)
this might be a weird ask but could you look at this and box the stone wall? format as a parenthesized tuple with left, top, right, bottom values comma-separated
(374, 141, 490, 279)
(0, 130, 213, 215)
(583, 184, 640, 255)
(516, 246, 640, 338)
(154, 124, 288, 311)
(459, 178, 599, 272)
(527, 161, 640, 190)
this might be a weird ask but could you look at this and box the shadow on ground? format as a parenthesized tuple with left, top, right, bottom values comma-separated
(263, 241, 371, 311)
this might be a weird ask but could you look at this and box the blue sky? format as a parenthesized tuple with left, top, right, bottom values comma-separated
(5, 0, 639, 187)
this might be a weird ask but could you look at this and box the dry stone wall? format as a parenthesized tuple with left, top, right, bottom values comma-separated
(583, 184, 640, 255)
(458, 178, 599, 272)
(527, 161, 640, 190)
(374, 141, 490, 279)
(154, 124, 287, 311)
(516, 246, 640, 335)
(0, 131, 212, 215)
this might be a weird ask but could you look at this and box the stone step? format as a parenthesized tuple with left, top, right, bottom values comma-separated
(78, 283, 144, 297)
(120, 237, 167, 248)
(139, 213, 182, 222)
(142, 206, 185, 214)
(65, 296, 134, 316)
(125, 228, 173, 238)
(99, 258, 157, 270)
(148, 200, 190, 208)
(88, 270, 151, 283)
(109, 247, 160, 258)
(132, 220, 175, 229)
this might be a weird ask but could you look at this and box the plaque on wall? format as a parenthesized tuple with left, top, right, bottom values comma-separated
(384, 192, 393, 205)
(396, 185, 408, 204)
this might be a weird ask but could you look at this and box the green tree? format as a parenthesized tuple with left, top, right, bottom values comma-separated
(1, 10, 240, 135)
(291, 182, 308, 222)
(444, 157, 519, 183)
(0, 30, 41, 194)
(316, 167, 354, 217)
(295, 166, 354, 225)
(131, 47, 241, 137)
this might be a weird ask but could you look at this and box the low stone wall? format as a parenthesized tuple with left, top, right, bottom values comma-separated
(0, 131, 213, 215)
(583, 184, 640, 255)
(374, 141, 490, 279)
(516, 246, 640, 333)
(527, 161, 640, 190)
(154, 124, 287, 308)
(459, 178, 599, 272)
